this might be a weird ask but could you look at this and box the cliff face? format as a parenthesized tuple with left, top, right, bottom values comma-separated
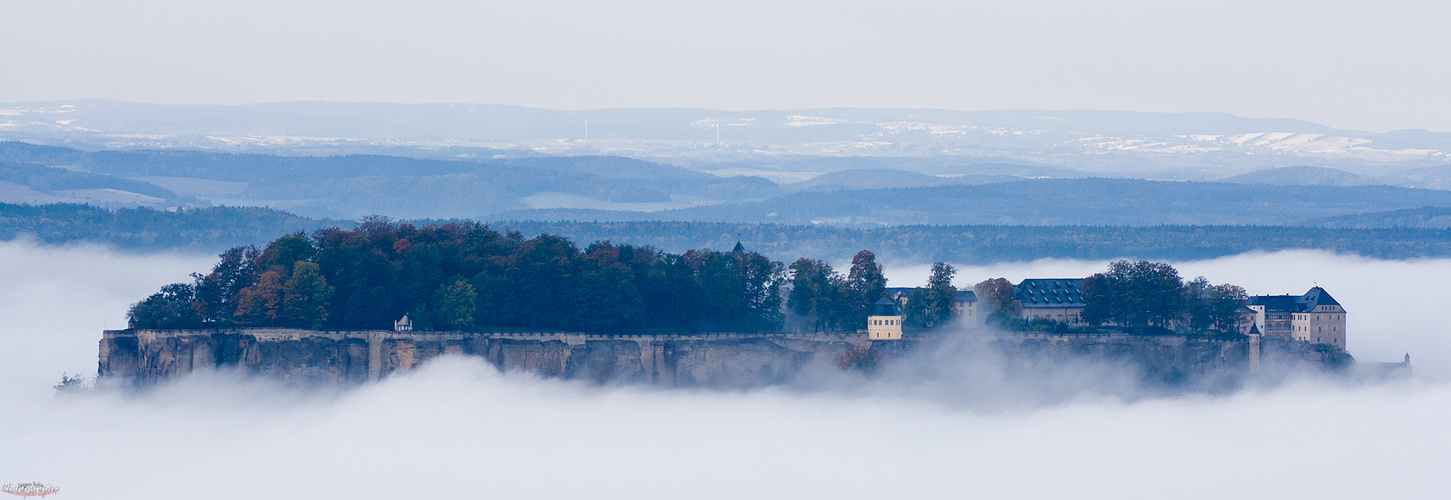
(98, 329, 1342, 388)
(98, 329, 860, 388)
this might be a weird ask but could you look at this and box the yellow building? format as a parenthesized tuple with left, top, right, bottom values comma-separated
(867, 297, 904, 340)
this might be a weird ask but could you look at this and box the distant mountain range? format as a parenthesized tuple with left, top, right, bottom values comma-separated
(5, 141, 1451, 227)
(4, 101, 1450, 181)
(494, 179, 1451, 226)
(1300, 206, 1451, 229)
(8, 202, 1451, 264)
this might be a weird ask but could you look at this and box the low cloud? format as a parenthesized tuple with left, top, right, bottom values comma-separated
(2, 242, 1447, 499)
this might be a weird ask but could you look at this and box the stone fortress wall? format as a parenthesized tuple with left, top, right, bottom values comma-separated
(96, 327, 1344, 388)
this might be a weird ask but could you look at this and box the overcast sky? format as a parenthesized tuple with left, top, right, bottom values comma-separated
(2, 0, 1448, 132)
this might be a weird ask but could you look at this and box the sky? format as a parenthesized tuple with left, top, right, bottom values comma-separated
(1, 241, 1448, 499)
(2, 0, 1449, 132)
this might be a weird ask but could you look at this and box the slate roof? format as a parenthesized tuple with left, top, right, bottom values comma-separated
(884, 287, 977, 303)
(885, 287, 915, 300)
(871, 297, 902, 316)
(1249, 287, 1344, 313)
(1301, 286, 1341, 308)
(1013, 278, 1085, 309)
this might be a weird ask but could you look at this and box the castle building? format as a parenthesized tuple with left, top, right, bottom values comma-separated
(1248, 286, 1346, 348)
(884, 287, 979, 322)
(867, 297, 904, 340)
(1013, 278, 1086, 324)
(952, 290, 979, 321)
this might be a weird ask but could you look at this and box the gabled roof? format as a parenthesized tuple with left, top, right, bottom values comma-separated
(885, 287, 915, 299)
(1301, 286, 1341, 309)
(885, 287, 975, 303)
(1250, 287, 1344, 313)
(1013, 278, 1085, 309)
(870, 297, 901, 316)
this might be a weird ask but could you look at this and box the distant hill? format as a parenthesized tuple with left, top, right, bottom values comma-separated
(0, 203, 340, 251)
(1300, 206, 1451, 229)
(789, 169, 1022, 192)
(0, 141, 779, 219)
(1217, 166, 1370, 187)
(1399, 165, 1451, 191)
(493, 178, 1451, 226)
(7, 202, 1451, 262)
(0, 161, 190, 207)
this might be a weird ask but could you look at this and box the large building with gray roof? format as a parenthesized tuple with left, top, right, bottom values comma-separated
(1248, 286, 1346, 348)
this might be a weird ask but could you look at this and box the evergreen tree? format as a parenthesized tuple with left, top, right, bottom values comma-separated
(282, 261, 334, 329)
(788, 258, 844, 331)
(904, 263, 957, 328)
(572, 263, 645, 331)
(844, 250, 888, 329)
(432, 278, 478, 330)
(127, 283, 203, 329)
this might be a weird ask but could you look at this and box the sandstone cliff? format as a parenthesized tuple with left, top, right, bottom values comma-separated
(98, 328, 1344, 388)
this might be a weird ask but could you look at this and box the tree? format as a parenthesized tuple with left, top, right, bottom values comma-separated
(1182, 276, 1215, 333)
(259, 232, 316, 274)
(235, 270, 284, 324)
(282, 261, 334, 329)
(571, 264, 645, 332)
(1206, 283, 1248, 333)
(844, 250, 888, 329)
(127, 283, 203, 329)
(788, 258, 844, 331)
(905, 262, 957, 328)
(432, 278, 478, 330)
(974, 277, 1020, 327)
(1083, 260, 1185, 328)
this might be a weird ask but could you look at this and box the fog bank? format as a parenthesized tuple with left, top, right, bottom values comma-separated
(2, 242, 1447, 499)
(885, 250, 1442, 376)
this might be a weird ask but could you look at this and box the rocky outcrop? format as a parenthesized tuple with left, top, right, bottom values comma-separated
(98, 329, 862, 387)
(98, 328, 1346, 388)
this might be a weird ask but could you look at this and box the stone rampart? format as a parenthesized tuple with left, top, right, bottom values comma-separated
(98, 329, 867, 387)
(98, 328, 1338, 388)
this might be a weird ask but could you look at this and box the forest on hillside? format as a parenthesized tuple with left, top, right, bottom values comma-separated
(127, 219, 1254, 336)
(128, 219, 788, 333)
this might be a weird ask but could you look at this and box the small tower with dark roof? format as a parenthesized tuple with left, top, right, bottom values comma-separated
(867, 297, 904, 340)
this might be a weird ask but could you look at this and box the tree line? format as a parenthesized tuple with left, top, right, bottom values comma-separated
(969, 260, 1250, 335)
(127, 221, 1252, 336)
(128, 219, 785, 333)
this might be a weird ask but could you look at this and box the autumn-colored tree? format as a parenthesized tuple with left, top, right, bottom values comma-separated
(235, 270, 283, 324)
(974, 277, 1020, 327)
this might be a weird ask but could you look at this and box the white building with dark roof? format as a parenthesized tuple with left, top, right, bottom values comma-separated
(1248, 286, 1346, 348)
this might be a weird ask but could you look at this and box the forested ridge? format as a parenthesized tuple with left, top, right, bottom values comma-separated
(128, 219, 787, 333)
(0, 203, 336, 250)
(127, 218, 1256, 337)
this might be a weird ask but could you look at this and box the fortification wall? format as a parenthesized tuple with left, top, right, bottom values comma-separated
(98, 329, 1337, 388)
(98, 329, 866, 387)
